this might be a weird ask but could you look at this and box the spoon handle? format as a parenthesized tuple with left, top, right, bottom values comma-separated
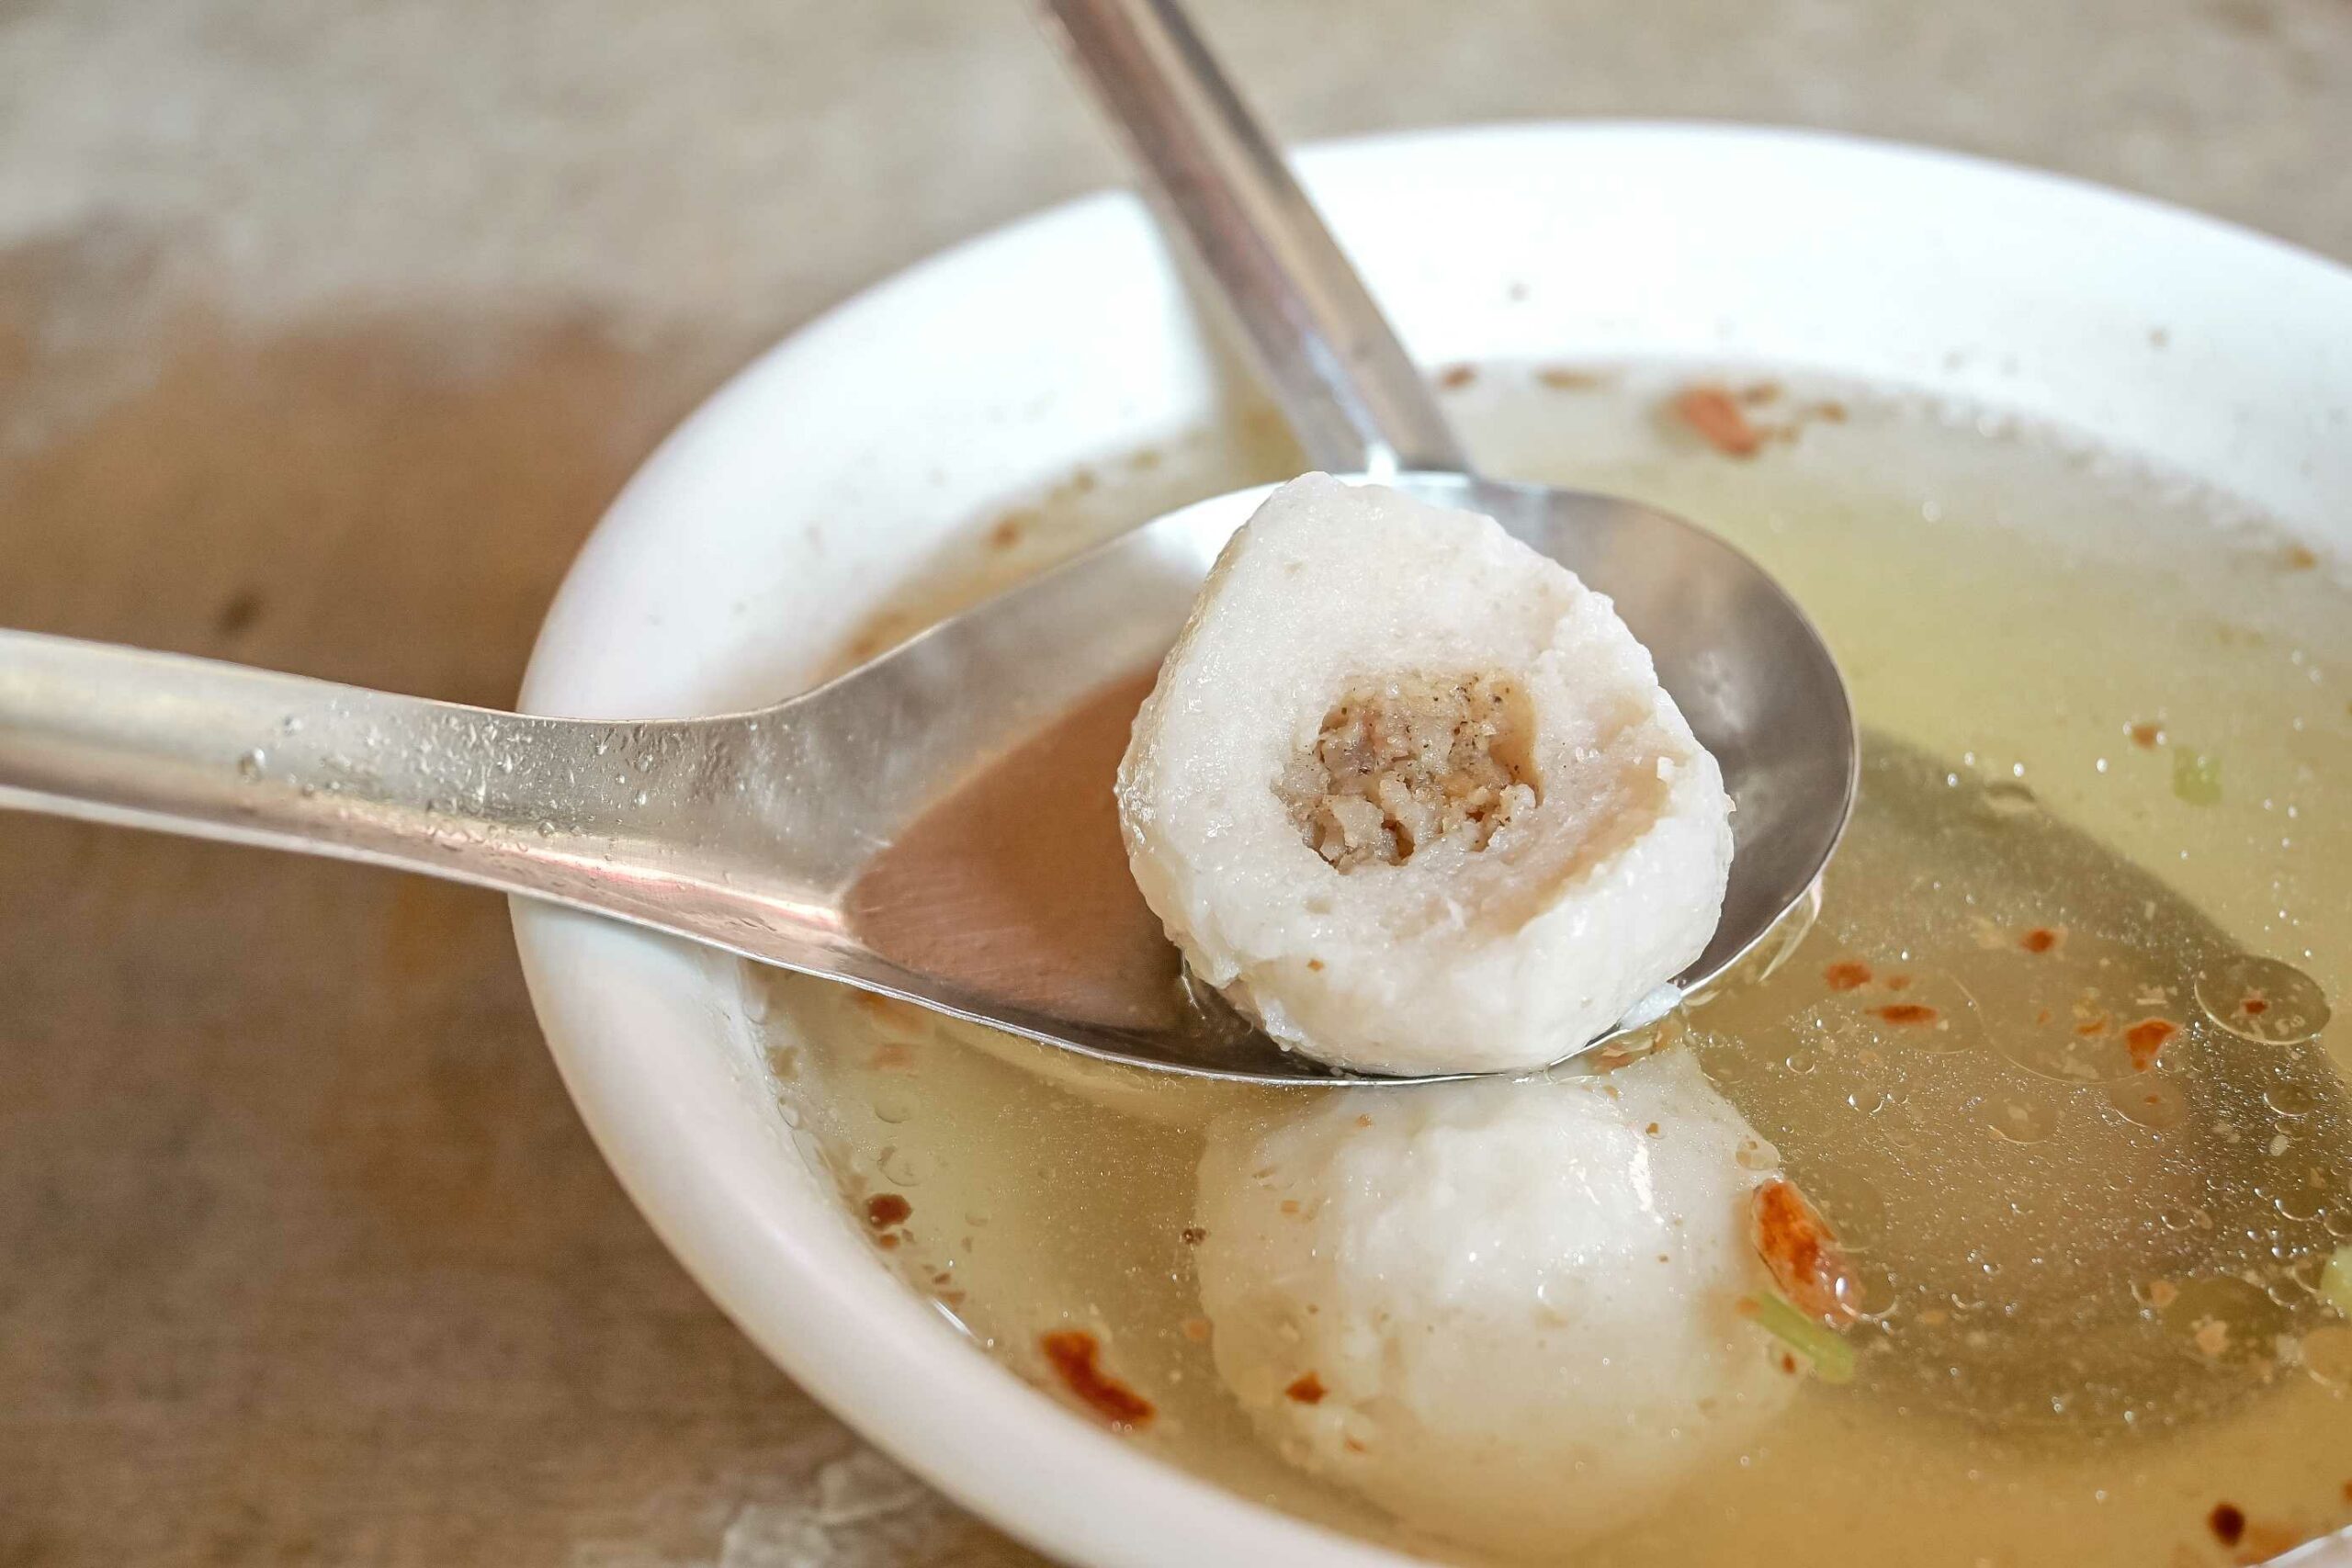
(0, 629, 831, 954)
(1043, 0, 1468, 479)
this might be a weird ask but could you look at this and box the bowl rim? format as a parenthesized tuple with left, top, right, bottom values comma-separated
(513, 118, 2352, 1568)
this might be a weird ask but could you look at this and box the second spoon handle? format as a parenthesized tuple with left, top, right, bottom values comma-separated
(1043, 0, 1469, 479)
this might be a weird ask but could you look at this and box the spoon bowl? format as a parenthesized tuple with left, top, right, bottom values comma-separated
(839, 468, 1852, 1079)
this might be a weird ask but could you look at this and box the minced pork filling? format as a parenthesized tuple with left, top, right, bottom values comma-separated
(1279, 671, 1538, 872)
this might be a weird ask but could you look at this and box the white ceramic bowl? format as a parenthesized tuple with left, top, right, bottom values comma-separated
(513, 124, 2352, 1568)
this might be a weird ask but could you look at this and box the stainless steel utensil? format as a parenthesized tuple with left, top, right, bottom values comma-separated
(0, 0, 1856, 1082)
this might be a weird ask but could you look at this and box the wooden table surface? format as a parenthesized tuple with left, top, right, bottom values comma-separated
(2, 2, 2346, 1563)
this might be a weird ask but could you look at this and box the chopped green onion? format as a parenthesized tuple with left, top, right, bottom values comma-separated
(2172, 749, 2222, 807)
(1746, 1292, 1858, 1385)
(2323, 1246, 2352, 1319)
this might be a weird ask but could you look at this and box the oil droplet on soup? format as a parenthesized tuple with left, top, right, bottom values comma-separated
(760, 367, 2352, 1566)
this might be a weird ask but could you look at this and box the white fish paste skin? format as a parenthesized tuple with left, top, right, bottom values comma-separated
(1193, 1050, 1795, 1557)
(1117, 474, 1734, 1076)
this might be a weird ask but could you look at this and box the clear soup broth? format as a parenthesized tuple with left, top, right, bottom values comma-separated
(757, 366, 2351, 1566)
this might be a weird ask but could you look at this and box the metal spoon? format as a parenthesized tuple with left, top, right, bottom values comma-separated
(0, 0, 1854, 1083)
